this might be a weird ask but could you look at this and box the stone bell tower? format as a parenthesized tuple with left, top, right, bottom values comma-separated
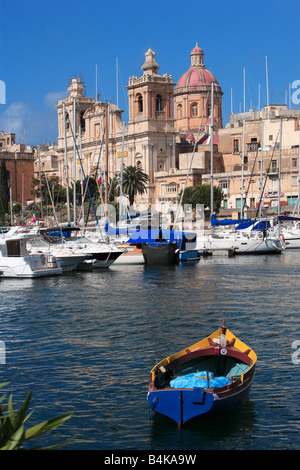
(126, 49, 176, 205)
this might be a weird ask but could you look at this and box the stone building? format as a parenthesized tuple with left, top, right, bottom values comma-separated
(35, 43, 300, 221)
(204, 105, 300, 216)
(174, 43, 223, 138)
(0, 131, 35, 206)
(53, 49, 177, 214)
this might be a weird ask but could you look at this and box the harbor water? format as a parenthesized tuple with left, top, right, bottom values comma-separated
(1, 249, 300, 451)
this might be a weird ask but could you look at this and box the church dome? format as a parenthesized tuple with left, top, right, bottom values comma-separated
(174, 43, 221, 95)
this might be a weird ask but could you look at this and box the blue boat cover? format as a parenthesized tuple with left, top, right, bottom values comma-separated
(211, 213, 252, 227)
(126, 228, 197, 249)
(170, 371, 231, 389)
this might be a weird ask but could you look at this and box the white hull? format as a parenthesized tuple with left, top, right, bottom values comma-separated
(0, 256, 62, 278)
(113, 253, 145, 265)
(196, 231, 285, 254)
(281, 229, 300, 249)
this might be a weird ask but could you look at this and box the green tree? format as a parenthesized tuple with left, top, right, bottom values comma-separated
(0, 158, 9, 225)
(122, 165, 149, 207)
(31, 175, 70, 209)
(179, 184, 223, 212)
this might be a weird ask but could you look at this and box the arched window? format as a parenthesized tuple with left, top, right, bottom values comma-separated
(65, 112, 69, 129)
(177, 104, 183, 119)
(191, 103, 198, 116)
(80, 111, 85, 131)
(156, 94, 163, 112)
(137, 93, 143, 113)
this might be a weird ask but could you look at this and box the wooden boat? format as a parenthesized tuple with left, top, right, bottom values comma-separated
(148, 320, 256, 427)
(113, 243, 144, 265)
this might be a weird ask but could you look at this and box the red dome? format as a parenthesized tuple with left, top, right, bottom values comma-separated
(191, 43, 203, 55)
(174, 44, 220, 94)
(176, 68, 217, 89)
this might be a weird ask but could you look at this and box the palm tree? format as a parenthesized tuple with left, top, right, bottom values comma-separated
(122, 165, 149, 207)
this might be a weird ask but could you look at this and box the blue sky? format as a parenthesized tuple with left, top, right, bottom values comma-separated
(0, 0, 299, 145)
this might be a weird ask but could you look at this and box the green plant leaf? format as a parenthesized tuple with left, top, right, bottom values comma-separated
(24, 413, 73, 441)
(0, 424, 24, 450)
(15, 391, 33, 428)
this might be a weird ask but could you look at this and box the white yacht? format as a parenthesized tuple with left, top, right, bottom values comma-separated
(39, 227, 124, 270)
(196, 228, 285, 255)
(26, 237, 86, 272)
(0, 227, 62, 278)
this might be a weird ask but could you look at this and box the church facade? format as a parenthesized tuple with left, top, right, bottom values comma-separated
(39, 44, 223, 215)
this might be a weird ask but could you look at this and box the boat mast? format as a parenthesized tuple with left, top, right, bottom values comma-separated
(259, 121, 264, 220)
(63, 102, 71, 225)
(210, 81, 214, 220)
(73, 98, 76, 225)
(278, 119, 282, 222)
(79, 124, 84, 225)
(119, 122, 125, 224)
(266, 56, 270, 120)
(241, 119, 245, 218)
(298, 119, 300, 216)
(105, 103, 109, 221)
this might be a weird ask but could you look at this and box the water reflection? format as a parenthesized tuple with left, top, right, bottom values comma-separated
(1, 250, 300, 449)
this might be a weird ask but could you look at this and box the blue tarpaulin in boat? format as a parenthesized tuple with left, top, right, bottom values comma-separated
(170, 372, 231, 389)
(126, 228, 197, 249)
(234, 220, 271, 231)
(211, 213, 252, 227)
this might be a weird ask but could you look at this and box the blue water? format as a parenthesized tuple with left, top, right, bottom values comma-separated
(1, 250, 300, 450)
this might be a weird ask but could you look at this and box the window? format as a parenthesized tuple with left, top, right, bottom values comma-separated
(271, 160, 277, 169)
(269, 135, 273, 141)
(291, 175, 298, 186)
(137, 94, 143, 113)
(191, 103, 198, 116)
(80, 111, 85, 131)
(166, 183, 177, 193)
(65, 112, 69, 129)
(292, 158, 298, 168)
(6, 240, 21, 257)
(233, 139, 239, 153)
(287, 196, 298, 206)
(156, 94, 163, 112)
(95, 123, 100, 139)
(177, 104, 183, 119)
(235, 198, 241, 209)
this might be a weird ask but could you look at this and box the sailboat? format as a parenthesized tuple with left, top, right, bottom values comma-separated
(44, 103, 123, 270)
(197, 118, 285, 255)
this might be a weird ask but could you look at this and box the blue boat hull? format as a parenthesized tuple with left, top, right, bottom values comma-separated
(179, 250, 200, 261)
(148, 375, 254, 426)
(148, 388, 214, 426)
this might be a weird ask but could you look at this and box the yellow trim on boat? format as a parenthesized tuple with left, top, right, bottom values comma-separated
(150, 327, 257, 382)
